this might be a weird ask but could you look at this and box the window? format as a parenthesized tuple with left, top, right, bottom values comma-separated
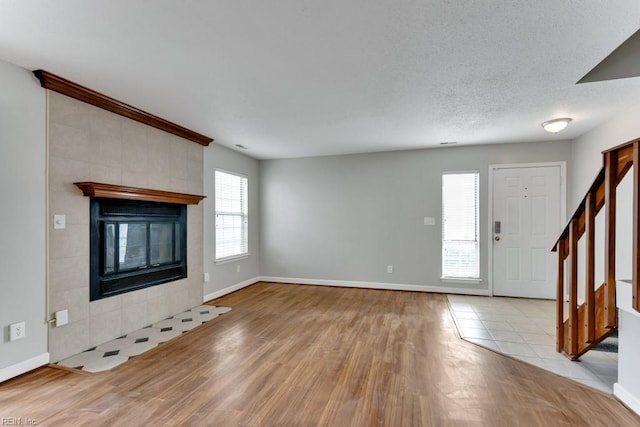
(215, 170, 248, 261)
(442, 171, 479, 279)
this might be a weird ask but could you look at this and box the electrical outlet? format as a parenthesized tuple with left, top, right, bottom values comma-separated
(9, 321, 26, 341)
(387, 265, 393, 273)
(204, 272, 210, 282)
(236, 265, 241, 273)
(55, 309, 69, 327)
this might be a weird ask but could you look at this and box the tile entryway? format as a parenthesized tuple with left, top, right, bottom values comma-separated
(55, 305, 230, 373)
(447, 295, 617, 393)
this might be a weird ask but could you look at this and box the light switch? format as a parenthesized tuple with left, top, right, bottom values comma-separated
(54, 214, 66, 229)
(424, 217, 436, 226)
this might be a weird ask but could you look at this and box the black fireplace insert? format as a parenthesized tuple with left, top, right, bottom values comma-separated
(90, 198, 187, 301)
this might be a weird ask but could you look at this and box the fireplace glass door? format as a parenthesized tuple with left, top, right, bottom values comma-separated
(90, 198, 187, 301)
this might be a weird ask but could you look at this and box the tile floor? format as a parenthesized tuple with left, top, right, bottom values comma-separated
(56, 305, 231, 373)
(447, 294, 618, 393)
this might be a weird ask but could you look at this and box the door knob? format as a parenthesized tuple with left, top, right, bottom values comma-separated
(494, 236, 501, 241)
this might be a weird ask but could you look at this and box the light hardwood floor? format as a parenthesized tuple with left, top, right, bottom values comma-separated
(1, 282, 638, 426)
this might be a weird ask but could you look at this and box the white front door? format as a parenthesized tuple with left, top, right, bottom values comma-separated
(492, 165, 562, 299)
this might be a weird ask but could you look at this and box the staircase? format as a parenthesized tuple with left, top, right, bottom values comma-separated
(552, 138, 640, 360)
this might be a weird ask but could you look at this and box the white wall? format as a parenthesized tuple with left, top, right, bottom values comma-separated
(570, 105, 640, 287)
(260, 141, 571, 292)
(203, 145, 260, 299)
(570, 107, 640, 414)
(0, 60, 48, 380)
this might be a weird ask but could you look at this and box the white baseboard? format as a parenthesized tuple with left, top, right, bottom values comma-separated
(203, 277, 260, 302)
(614, 383, 640, 416)
(0, 352, 50, 383)
(259, 276, 490, 296)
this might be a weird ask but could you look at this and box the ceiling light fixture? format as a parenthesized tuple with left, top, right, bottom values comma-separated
(541, 118, 572, 134)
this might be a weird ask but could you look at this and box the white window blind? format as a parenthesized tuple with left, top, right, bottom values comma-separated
(215, 170, 248, 261)
(442, 172, 479, 278)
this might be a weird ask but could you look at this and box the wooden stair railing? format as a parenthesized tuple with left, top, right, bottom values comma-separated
(552, 138, 640, 360)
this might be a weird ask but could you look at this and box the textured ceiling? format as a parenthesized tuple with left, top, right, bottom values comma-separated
(1, 1, 640, 159)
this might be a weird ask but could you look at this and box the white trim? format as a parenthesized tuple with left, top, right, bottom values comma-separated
(440, 277, 483, 284)
(487, 161, 567, 297)
(0, 353, 50, 384)
(214, 253, 251, 265)
(259, 276, 490, 296)
(614, 383, 640, 416)
(203, 276, 260, 302)
(214, 167, 248, 180)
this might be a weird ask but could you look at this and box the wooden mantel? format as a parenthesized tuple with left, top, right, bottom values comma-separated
(74, 182, 205, 205)
(33, 70, 213, 146)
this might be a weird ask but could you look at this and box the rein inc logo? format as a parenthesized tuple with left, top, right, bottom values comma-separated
(1, 418, 37, 425)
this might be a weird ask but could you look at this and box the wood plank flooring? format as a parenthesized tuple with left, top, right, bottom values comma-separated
(1, 282, 638, 426)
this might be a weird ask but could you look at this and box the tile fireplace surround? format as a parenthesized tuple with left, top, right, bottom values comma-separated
(48, 91, 204, 362)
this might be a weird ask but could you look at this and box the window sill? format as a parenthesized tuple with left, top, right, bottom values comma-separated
(440, 277, 482, 285)
(215, 253, 250, 265)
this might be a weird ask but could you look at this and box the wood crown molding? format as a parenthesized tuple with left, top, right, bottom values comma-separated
(33, 70, 213, 146)
(74, 182, 205, 205)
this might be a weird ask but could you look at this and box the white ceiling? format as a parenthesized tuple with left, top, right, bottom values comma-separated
(1, 1, 640, 159)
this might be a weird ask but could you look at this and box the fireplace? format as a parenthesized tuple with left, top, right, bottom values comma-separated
(90, 197, 187, 301)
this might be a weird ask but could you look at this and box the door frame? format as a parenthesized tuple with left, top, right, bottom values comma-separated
(487, 161, 567, 297)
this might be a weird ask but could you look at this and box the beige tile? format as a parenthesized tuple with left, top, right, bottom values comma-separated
(49, 93, 90, 130)
(460, 327, 493, 340)
(168, 288, 189, 316)
(530, 344, 567, 361)
(147, 295, 170, 324)
(169, 178, 192, 193)
(49, 318, 90, 362)
(121, 288, 147, 306)
(186, 179, 203, 195)
(148, 149, 171, 174)
(49, 256, 89, 292)
(186, 159, 203, 182)
(146, 174, 172, 193)
(489, 330, 524, 343)
(121, 170, 149, 188)
(89, 164, 122, 184)
(451, 311, 479, 320)
(186, 141, 203, 161)
(496, 342, 537, 357)
(89, 107, 122, 142)
(120, 138, 149, 172)
(170, 138, 188, 160)
(464, 337, 500, 352)
(519, 332, 555, 346)
(146, 282, 168, 300)
(121, 120, 148, 148)
(49, 123, 90, 162)
(122, 302, 149, 334)
(90, 294, 122, 316)
(481, 320, 513, 331)
(50, 225, 89, 259)
(50, 286, 89, 322)
(147, 128, 172, 155)
(50, 191, 89, 226)
(170, 156, 188, 181)
(49, 156, 91, 193)
(188, 205, 203, 225)
(457, 319, 486, 329)
(90, 310, 123, 347)
(508, 321, 545, 334)
(187, 284, 204, 307)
